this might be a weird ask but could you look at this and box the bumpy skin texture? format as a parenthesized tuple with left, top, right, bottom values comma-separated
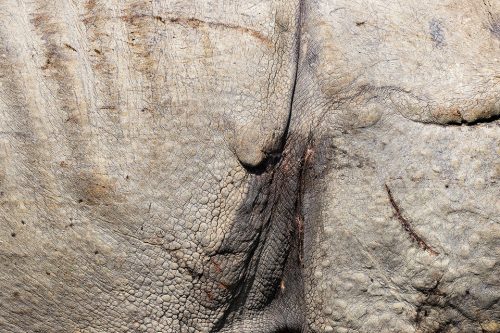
(0, 1, 498, 333)
(296, 1, 500, 332)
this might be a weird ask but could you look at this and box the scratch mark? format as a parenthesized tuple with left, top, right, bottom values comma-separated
(121, 14, 272, 47)
(385, 184, 439, 256)
(63, 43, 77, 52)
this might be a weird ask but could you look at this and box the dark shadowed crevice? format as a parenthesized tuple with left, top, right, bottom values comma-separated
(273, 328, 302, 333)
(210, 3, 310, 331)
(418, 112, 500, 127)
(211, 134, 313, 332)
(281, 0, 305, 158)
(460, 112, 500, 126)
(243, 152, 284, 175)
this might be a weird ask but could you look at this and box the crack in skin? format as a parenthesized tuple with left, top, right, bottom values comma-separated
(443, 113, 500, 126)
(385, 184, 439, 256)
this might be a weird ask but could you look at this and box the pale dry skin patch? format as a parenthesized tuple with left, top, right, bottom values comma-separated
(0, 0, 499, 332)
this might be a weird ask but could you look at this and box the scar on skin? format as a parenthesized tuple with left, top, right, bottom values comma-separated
(385, 184, 439, 256)
(120, 14, 272, 47)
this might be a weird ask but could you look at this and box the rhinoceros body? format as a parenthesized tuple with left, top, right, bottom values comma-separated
(0, 0, 498, 332)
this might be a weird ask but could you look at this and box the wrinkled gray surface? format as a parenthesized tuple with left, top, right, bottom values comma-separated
(0, 0, 499, 332)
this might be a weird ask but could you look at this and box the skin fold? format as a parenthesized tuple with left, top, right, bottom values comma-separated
(0, 0, 498, 332)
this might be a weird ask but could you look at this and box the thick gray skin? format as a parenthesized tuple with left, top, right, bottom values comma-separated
(0, 1, 498, 332)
